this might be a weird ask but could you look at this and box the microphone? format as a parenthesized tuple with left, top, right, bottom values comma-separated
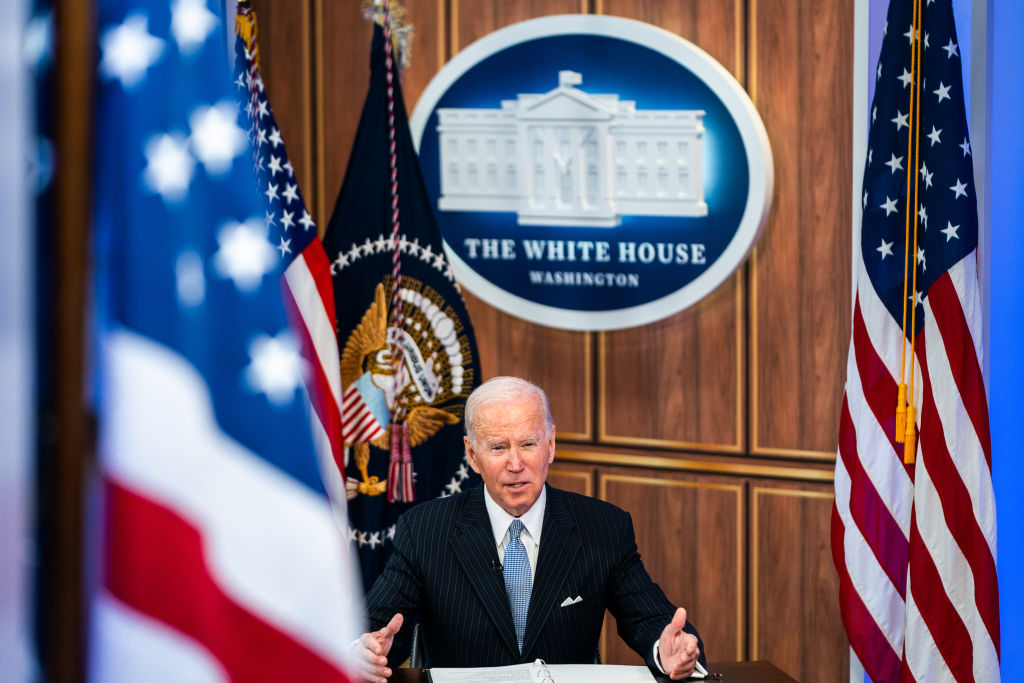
(491, 560, 503, 574)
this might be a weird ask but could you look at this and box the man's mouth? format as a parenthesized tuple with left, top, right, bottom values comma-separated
(506, 482, 528, 489)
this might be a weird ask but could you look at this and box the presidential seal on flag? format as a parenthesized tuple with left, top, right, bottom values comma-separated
(325, 4, 481, 591)
(340, 278, 475, 502)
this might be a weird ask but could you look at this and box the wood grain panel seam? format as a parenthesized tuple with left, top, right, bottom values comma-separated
(751, 244, 760, 454)
(748, 0, 758, 104)
(750, 480, 760, 660)
(589, 329, 598, 438)
(313, 0, 325, 231)
(556, 450, 835, 483)
(736, 270, 746, 451)
(737, 479, 746, 661)
(597, 330, 607, 442)
(598, 434, 745, 454)
(438, 0, 447, 65)
(735, 0, 744, 84)
(751, 445, 837, 460)
(451, 0, 459, 53)
(302, 0, 314, 232)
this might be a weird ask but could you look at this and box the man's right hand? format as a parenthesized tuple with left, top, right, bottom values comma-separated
(356, 612, 403, 682)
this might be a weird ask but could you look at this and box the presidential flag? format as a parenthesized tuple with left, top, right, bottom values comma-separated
(233, 4, 346, 509)
(831, 1, 999, 681)
(323, 8, 481, 589)
(90, 1, 359, 679)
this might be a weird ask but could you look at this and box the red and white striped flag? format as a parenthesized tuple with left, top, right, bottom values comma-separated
(832, 1, 999, 681)
(234, 6, 347, 507)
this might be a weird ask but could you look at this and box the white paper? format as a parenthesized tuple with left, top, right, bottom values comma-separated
(429, 663, 537, 683)
(544, 664, 657, 682)
(428, 662, 657, 683)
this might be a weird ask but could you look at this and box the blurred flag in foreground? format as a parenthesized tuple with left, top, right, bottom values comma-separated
(832, 0, 998, 681)
(233, 3, 347, 509)
(89, 1, 359, 680)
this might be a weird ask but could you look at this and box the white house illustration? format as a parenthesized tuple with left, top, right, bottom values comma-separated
(435, 70, 707, 228)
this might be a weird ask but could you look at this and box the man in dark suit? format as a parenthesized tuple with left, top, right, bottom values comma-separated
(356, 377, 705, 681)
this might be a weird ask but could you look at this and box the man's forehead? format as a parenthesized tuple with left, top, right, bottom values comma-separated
(483, 431, 544, 444)
(476, 395, 543, 419)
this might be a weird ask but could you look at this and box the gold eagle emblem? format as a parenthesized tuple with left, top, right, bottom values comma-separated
(342, 281, 463, 498)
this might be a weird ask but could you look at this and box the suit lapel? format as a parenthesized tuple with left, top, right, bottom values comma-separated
(523, 487, 581, 659)
(450, 487, 520, 661)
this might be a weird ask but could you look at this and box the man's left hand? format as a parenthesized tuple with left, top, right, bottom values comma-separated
(657, 607, 700, 680)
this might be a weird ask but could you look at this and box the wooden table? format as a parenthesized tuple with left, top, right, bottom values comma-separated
(386, 661, 797, 682)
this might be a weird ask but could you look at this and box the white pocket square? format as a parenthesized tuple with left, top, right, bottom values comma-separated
(559, 595, 583, 607)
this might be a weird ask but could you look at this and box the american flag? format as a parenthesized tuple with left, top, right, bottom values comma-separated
(831, 1, 999, 681)
(89, 1, 358, 679)
(233, 6, 347, 508)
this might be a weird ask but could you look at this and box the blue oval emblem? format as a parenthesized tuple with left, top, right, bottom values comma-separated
(411, 15, 773, 330)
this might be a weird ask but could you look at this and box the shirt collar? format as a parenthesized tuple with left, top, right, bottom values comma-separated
(482, 485, 546, 546)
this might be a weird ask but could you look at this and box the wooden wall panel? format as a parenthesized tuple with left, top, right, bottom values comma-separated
(251, 0, 314, 225)
(749, 0, 854, 458)
(316, 1, 372, 228)
(396, 1, 446, 111)
(452, 0, 586, 54)
(316, 2, 443, 227)
(599, 278, 743, 451)
(599, 470, 744, 665)
(548, 461, 595, 497)
(597, 0, 743, 79)
(751, 482, 848, 682)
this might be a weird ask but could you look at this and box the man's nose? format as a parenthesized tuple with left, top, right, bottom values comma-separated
(506, 448, 525, 470)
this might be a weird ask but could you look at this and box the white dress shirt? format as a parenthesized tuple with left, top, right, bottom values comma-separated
(482, 485, 546, 584)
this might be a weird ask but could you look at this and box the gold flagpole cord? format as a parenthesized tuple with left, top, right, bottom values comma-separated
(901, 0, 925, 463)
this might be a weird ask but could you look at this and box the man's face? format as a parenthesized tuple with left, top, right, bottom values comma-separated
(465, 395, 555, 518)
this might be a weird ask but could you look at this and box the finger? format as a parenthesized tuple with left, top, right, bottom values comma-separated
(669, 658, 696, 680)
(670, 606, 687, 632)
(359, 633, 383, 656)
(357, 660, 392, 682)
(356, 643, 389, 668)
(682, 634, 697, 656)
(383, 612, 404, 635)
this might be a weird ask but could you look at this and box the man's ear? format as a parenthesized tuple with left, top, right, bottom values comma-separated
(464, 435, 481, 474)
(547, 426, 556, 463)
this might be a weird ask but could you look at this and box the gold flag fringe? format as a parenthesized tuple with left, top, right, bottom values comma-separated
(363, 0, 413, 69)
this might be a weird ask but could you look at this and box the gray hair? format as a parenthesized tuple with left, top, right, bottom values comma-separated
(464, 376, 554, 445)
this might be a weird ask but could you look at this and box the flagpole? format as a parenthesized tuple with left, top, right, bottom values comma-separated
(970, 0, 991, 387)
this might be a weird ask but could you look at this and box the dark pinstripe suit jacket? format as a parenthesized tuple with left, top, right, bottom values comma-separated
(365, 485, 705, 670)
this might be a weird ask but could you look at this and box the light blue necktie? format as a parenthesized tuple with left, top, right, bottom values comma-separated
(503, 519, 532, 653)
